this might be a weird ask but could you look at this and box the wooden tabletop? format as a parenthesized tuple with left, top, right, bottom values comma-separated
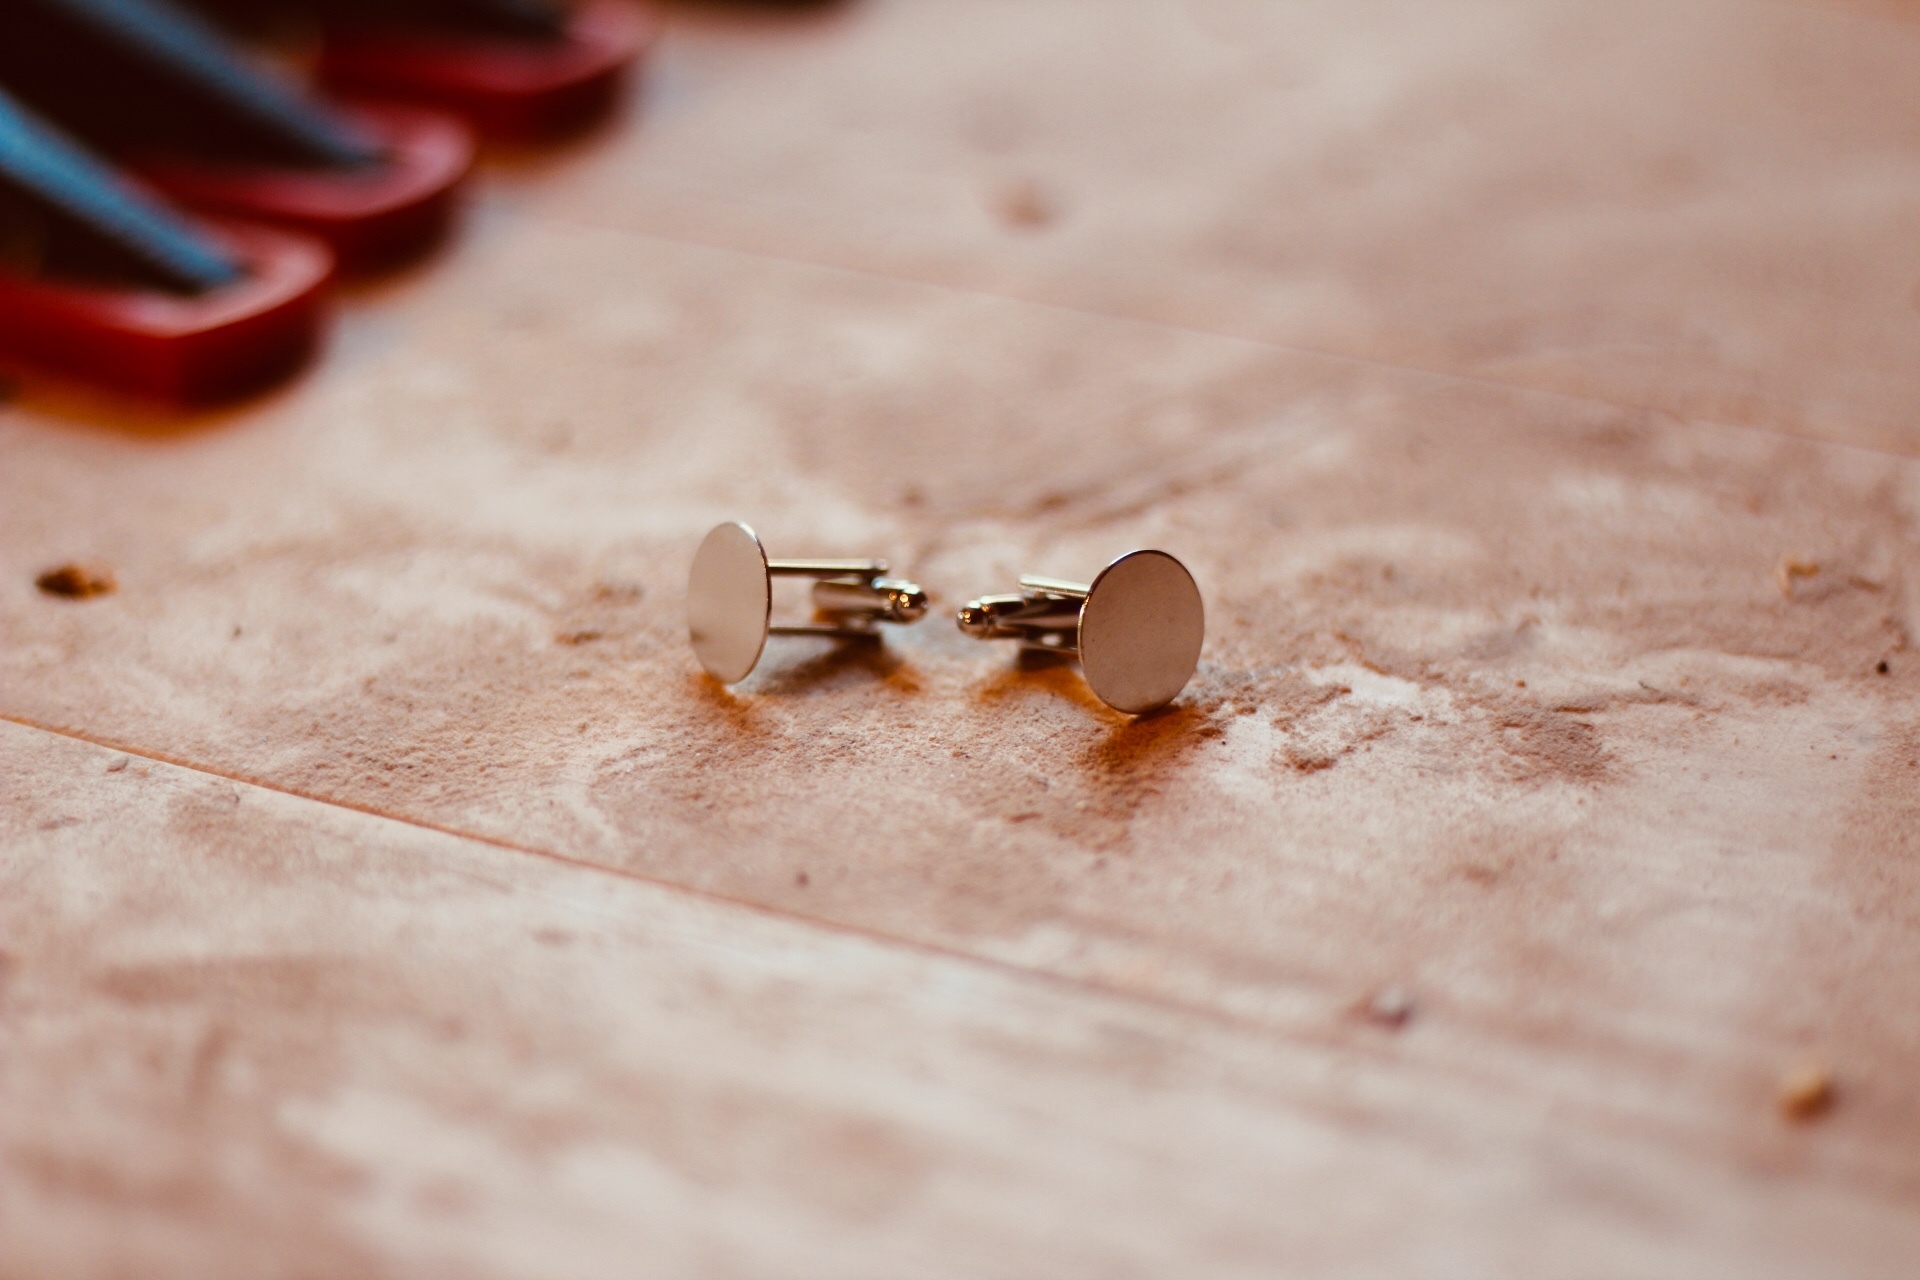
(4, 1, 1920, 1275)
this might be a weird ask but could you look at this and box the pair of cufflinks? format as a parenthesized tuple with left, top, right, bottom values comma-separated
(687, 522, 1205, 714)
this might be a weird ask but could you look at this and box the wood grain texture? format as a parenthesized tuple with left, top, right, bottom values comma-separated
(5, 722, 1919, 1279)
(3, 0, 1920, 1274)
(531, 0, 1920, 451)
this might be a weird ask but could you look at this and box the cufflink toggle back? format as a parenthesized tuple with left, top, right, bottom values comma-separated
(958, 550, 1203, 714)
(688, 521, 928, 683)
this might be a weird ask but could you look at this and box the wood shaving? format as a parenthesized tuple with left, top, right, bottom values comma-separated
(996, 176, 1057, 229)
(1778, 1062, 1835, 1120)
(35, 563, 117, 599)
(1362, 985, 1415, 1029)
(1775, 558, 1819, 598)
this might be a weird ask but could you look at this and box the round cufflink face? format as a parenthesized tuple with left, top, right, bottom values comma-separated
(1078, 550, 1205, 714)
(688, 521, 772, 683)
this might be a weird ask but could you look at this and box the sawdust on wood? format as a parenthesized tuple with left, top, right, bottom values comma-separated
(1778, 1062, 1836, 1121)
(1362, 985, 1417, 1029)
(994, 176, 1058, 229)
(35, 563, 117, 599)
(1775, 558, 1819, 598)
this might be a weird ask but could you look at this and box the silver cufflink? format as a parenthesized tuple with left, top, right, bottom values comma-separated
(958, 549, 1204, 714)
(688, 521, 928, 683)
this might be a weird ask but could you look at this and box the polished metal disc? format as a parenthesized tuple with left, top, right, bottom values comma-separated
(687, 521, 772, 683)
(1078, 550, 1204, 714)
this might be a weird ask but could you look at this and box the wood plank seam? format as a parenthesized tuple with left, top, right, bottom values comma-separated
(0, 711, 1340, 1050)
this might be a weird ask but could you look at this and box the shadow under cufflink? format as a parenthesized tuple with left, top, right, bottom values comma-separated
(1014, 646, 1078, 671)
(747, 632, 919, 697)
(969, 651, 1109, 715)
(1081, 700, 1211, 770)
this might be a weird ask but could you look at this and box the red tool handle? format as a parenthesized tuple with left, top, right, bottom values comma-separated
(0, 221, 334, 403)
(319, 0, 659, 141)
(136, 104, 475, 271)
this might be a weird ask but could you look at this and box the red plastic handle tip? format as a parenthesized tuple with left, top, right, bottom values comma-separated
(0, 223, 334, 403)
(320, 1, 660, 141)
(137, 106, 475, 271)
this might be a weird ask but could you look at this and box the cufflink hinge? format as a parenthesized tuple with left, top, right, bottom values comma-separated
(956, 575, 1090, 650)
